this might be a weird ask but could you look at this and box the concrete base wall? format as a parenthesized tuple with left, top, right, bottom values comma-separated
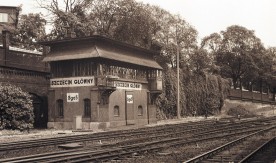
(48, 122, 73, 129)
(48, 118, 151, 130)
(48, 121, 111, 130)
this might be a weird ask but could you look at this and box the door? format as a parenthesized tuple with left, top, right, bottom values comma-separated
(125, 91, 135, 125)
(32, 94, 48, 128)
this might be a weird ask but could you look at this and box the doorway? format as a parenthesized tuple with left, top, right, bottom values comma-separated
(125, 91, 135, 125)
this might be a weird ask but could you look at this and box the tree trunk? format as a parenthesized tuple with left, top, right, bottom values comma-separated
(233, 77, 238, 89)
(260, 79, 263, 102)
(273, 88, 276, 101)
(240, 78, 243, 99)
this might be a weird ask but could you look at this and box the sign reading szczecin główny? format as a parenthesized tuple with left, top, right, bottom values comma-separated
(114, 81, 142, 90)
(50, 76, 95, 88)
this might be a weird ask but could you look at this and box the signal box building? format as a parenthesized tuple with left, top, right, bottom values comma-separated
(41, 35, 162, 130)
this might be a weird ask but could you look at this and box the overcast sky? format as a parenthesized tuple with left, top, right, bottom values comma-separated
(2, 0, 276, 48)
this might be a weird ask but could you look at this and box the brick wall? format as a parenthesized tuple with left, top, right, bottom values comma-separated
(0, 66, 49, 96)
(6, 50, 49, 72)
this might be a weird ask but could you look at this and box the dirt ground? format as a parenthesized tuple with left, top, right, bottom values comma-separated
(0, 116, 218, 143)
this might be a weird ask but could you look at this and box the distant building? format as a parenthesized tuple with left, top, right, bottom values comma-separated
(0, 6, 20, 32)
(0, 6, 49, 128)
(40, 35, 163, 130)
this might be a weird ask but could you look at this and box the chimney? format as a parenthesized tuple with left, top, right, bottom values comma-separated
(2, 30, 10, 65)
(2, 30, 10, 49)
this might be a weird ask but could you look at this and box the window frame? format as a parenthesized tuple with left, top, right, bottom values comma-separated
(138, 105, 143, 116)
(56, 99, 64, 117)
(114, 105, 120, 117)
(83, 98, 91, 117)
(0, 13, 8, 23)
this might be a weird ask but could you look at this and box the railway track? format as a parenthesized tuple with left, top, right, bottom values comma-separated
(183, 127, 276, 163)
(0, 118, 243, 153)
(1, 116, 276, 163)
(239, 136, 276, 163)
(0, 126, 269, 163)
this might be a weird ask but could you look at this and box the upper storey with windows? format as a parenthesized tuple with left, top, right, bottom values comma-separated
(40, 35, 163, 90)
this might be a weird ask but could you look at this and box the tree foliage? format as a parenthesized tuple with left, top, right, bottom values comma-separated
(38, 0, 197, 51)
(36, 0, 231, 119)
(0, 83, 34, 130)
(10, 13, 46, 51)
(265, 47, 276, 91)
(34, 1, 276, 119)
(203, 26, 266, 89)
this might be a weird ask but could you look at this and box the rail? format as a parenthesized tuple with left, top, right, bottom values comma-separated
(238, 137, 276, 163)
(2, 117, 276, 163)
(183, 126, 276, 163)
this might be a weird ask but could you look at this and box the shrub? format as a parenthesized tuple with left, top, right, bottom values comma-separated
(0, 83, 34, 130)
(227, 105, 255, 117)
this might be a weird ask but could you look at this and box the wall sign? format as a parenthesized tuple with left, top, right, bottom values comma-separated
(126, 94, 133, 104)
(67, 93, 79, 102)
(50, 76, 95, 88)
(114, 81, 142, 90)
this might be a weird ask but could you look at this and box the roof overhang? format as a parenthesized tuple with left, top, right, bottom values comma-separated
(42, 36, 162, 69)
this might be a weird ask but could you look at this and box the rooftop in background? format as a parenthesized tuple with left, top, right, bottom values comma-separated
(0, 5, 20, 33)
(0, 44, 42, 55)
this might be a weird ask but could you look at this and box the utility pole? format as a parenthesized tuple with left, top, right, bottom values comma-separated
(176, 24, 181, 119)
(177, 42, 181, 119)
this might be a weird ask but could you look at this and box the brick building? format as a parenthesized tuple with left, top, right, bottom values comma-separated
(40, 35, 163, 130)
(0, 6, 50, 128)
(0, 6, 20, 32)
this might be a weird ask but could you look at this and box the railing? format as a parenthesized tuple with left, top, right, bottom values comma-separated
(148, 77, 162, 91)
(96, 76, 116, 87)
(228, 89, 276, 104)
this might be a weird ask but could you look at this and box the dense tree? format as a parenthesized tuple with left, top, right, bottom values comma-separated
(264, 47, 276, 97)
(200, 33, 222, 73)
(9, 13, 46, 51)
(37, 0, 92, 40)
(88, 0, 130, 36)
(113, 1, 160, 48)
(201, 33, 222, 53)
(150, 8, 198, 68)
(189, 48, 213, 73)
(216, 25, 265, 89)
(0, 83, 34, 130)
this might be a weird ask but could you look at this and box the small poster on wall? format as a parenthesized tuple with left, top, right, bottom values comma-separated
(126, 94, 133, 104)
(67, 93, 79, 102)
